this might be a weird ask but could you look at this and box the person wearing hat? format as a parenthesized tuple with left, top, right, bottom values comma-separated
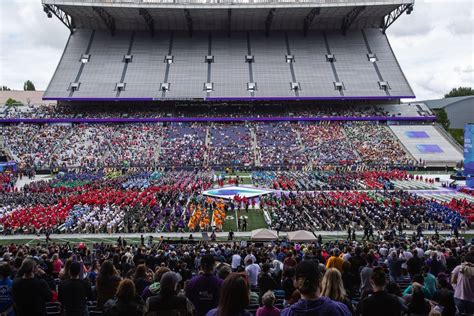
(186, 254, 223, 316)
(280, 260, 351, 316)
(145, 271, 194, 316)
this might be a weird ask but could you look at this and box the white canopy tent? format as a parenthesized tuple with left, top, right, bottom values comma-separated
(287, 230, 317, 242)
(250, 228, 278, 241)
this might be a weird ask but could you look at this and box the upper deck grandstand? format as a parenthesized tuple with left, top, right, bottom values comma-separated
(41, 0, 415, 101)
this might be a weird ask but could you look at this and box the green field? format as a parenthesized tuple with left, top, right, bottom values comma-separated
(222, 209, 267, 232)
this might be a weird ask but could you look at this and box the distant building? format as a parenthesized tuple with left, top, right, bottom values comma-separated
(422, 96, 474, 129)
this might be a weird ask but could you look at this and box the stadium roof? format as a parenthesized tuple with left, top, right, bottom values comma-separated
(421, 96, 474, 110)
(42, 0, 414, 33)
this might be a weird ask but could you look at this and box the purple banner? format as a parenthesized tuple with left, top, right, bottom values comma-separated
(0, 116, 437, 124)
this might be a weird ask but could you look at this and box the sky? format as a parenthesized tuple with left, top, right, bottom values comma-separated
(0, 0, 473, 101)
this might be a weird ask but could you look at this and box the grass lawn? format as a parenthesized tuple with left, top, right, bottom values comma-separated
(221, 208, 267, 232)
(448, 128, 464, 146)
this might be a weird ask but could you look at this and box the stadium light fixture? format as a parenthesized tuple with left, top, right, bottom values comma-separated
(367, 53, 377, 63)
(334, 82, 344, 91)
(164, 55, 174, 64)
(115, 83, 126, 91)
(160, 83, 170, 91)
(123, 55, 133, 63)
(80, 54, 91, 64)
(378, 81, 390, 91)
(205, 55, 214, 63)
(204, 83, 214, 92)
(69, 82, 80, 92)
(247, 82, 257, 92)
(285, 55, 295, 63)
(290, 82, 301, 91)
(245, 55, 254, 63)
(326, 54, 335, 62)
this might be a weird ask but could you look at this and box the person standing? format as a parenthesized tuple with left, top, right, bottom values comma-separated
(185, 255, 223, 316)
(451, 251, 474, 314)
(281, 260, 351, 316)
(356, 267, 402, 316)
(12, 258, 53, 316)
(245, 258, 261, 290)
(0, 263, 13, 316)
(58, 261, 93, 316)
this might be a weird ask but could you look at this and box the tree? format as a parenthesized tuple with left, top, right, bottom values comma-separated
(0, 86, 11, 91)
(433, 108, 450, 130)
(444, 87, 474, 98)
(23, 80, 36, 91)
(5, 98, 22, 106)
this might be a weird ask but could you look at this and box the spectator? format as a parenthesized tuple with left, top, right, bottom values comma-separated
(245, 258, 260, 290)
(96, 261, 121, 310)
(256, 291, 280, 316)
(133, 264, 151, 298)
(402, 275, 431, 299)
(103, 279, 144, 316)
(0, 263, 13, 316)
(386, 251, 405, 283)
(186, 254, 223, 316)
(326, 249, 344, 273)
(257, 263, 277, 303)
(146, 271, 194, 315)
(51, 253, 63, 279)
(87, 260, 100, 286)
(406, 250, 423, 279)
(341, 261, 356, 299)
(58, 261, 93, 316)
(421, 265, 437, 298)
(12, 258, 53, 316)
(281, 267, 296, 306)
(141, 267, 170, 301)
(281, 260, 351, 316)
(451, 250, 474, 315)
(359, 254, 375, 297)
(206, 273, 252, 316)
(405, 283, 431, 316)
(356, 267, 402, 316)
(432, 278, 455, 316)
(321, 268, 355, 314)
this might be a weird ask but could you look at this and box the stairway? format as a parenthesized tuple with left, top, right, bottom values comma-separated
(250, 124, 260, 167)
(203, 124, 211, 168)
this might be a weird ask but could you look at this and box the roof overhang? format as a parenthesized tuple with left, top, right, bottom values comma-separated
(42, 0, 414, 31)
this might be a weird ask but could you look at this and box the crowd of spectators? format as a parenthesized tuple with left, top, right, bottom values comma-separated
(2, 121, 417, 170)
(159, 123, 207, 167)
(208, 124, 254, 167)
(345, 123, 414, 167)
(256, 123, 307, 168)
(0, 103, 429, 119)
(0, 232, 473, 315)
(298, 123, 358, 166)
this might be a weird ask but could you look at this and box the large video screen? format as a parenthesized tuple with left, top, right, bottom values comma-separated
(465, 124, 474, 175)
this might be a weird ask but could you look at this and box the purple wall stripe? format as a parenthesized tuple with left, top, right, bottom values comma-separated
(0, 116, 436, 124)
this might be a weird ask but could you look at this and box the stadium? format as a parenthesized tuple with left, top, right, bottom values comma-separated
(0, 0, 473, 315)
